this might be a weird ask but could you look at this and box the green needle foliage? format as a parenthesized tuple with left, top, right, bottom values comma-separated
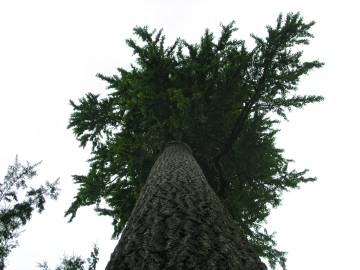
(67, 13, 323, 269)
(0, 157, 59, 269)
(38, 244, 99, 270)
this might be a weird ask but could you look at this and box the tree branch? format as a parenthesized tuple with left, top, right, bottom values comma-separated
(213, 48, 277, 198)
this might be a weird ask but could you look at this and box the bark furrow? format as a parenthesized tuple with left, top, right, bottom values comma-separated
(106, 143, 266, 270)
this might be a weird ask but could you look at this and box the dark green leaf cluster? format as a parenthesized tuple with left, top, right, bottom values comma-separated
(0, 157, 59, 268)
(37, 244, 99, 270)
(67, 13, 323, 269)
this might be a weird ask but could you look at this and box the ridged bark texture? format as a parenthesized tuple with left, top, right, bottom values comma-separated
(106, 143, 267, 270)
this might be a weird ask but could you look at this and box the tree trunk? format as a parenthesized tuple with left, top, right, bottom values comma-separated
(105, 143, 266, 270)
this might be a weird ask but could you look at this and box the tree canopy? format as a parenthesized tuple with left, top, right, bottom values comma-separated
(0, 157, 59, 268)
(38, 244, 99, 270)
(67, 12, 323, 268)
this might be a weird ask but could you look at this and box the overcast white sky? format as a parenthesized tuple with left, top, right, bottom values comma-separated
(0, 1, 359, 269)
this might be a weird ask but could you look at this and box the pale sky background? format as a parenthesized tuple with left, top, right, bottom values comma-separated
(0, 1, 359, 269)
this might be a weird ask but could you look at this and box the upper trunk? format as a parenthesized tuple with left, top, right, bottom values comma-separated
(105, 143, 266, 270)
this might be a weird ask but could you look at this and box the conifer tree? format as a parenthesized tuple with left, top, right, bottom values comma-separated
(0, 157, 59, 269)
(38, 244, 99, 270)
(67, 13, 323, 268)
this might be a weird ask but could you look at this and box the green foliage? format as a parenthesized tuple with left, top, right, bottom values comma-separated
(0, 156, 59, 268)
(37, 244, 99, 270)
(67, 12, 323, 269)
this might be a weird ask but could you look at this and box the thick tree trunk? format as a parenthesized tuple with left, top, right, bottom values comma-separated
(106, 143, 266, 270)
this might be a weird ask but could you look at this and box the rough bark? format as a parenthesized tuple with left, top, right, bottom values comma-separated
(105, 143, 267, 270)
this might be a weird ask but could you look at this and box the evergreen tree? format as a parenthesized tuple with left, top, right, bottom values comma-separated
(0, 157, 59, 269)
(67, 13, 323, 269)
(38, 244, 99, 270)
